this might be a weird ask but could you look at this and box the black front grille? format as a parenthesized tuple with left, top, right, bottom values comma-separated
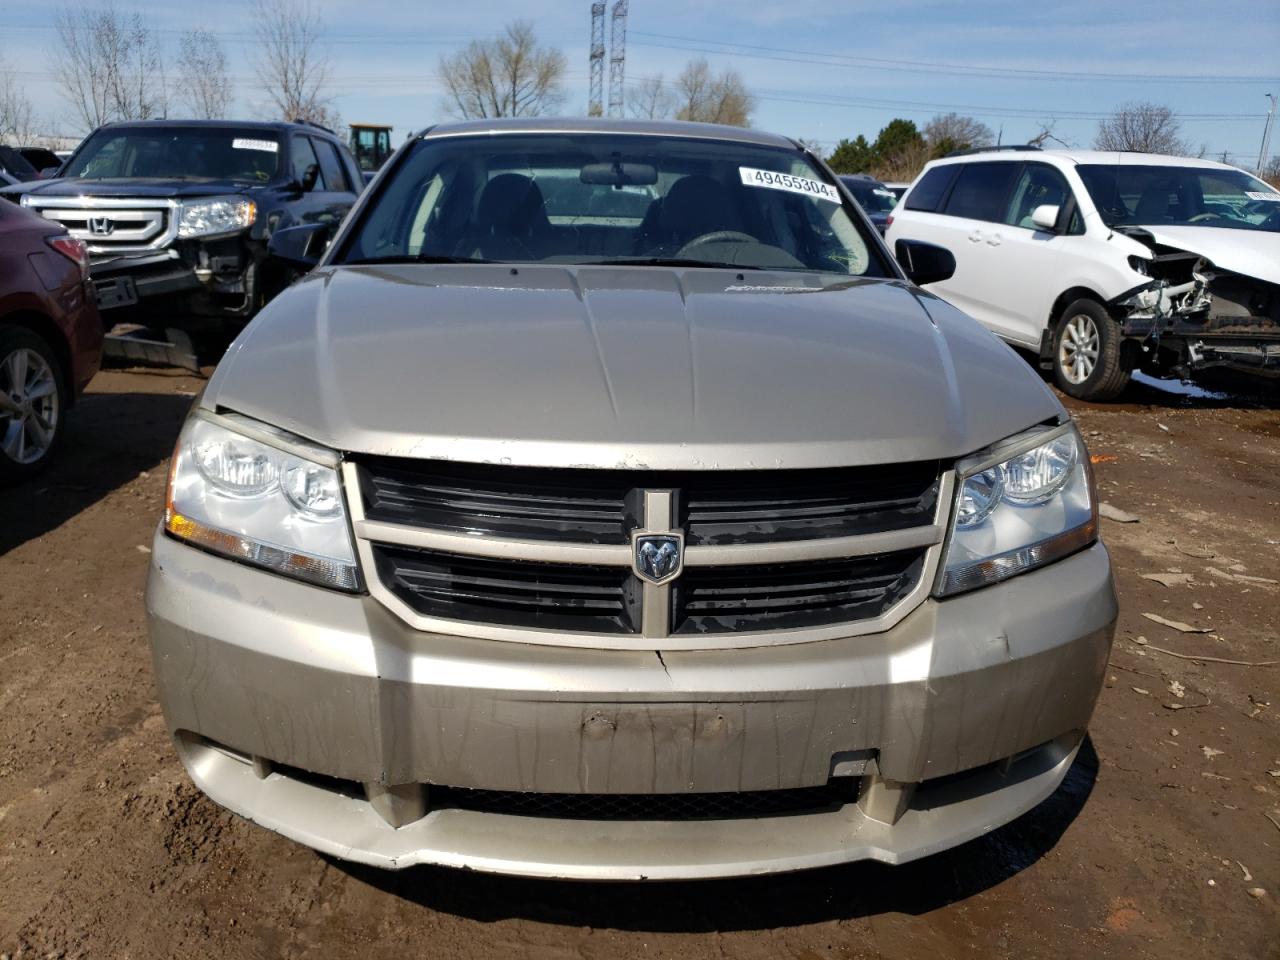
(357, 459, 635, 544)
(673, 550, 925, 634)
(357, 457, 939, 545)
(373, 544, 640, 633)
(433, 781, 857, 820)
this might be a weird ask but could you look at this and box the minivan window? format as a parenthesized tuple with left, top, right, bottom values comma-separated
(340, 133, 890, 276)
(944, 162, 1020, 222)
(1077, 164, 1280, 233)
(904, 165, 959, 212)
(1004, 163, 1078, 231)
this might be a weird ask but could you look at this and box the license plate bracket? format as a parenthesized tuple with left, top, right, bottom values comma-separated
(95, 276, 139, 310)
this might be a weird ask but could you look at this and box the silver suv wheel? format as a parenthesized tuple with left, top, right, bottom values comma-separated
(1, 346, 61, 465)
(1058, 313, 1100, 385)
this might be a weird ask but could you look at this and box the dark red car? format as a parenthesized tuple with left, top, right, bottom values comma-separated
(0, 201, 102, 482)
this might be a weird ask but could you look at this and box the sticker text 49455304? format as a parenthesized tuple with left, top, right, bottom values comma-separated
(739, 167, 841, 204)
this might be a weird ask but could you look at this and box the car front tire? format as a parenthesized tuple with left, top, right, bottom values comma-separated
(1052, 298, 1129, 402)
(0, 327, 69, 484)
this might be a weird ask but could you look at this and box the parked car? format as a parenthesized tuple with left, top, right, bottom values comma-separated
(838, 173, 897, 234)
(3, 119, 364, 337)
(18, 146, 64, 177)
(146, 117, 1116, 880)
(0, 202, 102, 481)
(0, 144, 39, 184)
(883, 181, 910, 201)
(887, 148, 1280, 399)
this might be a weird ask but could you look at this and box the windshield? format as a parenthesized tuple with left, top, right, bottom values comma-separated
(840, 178, 898, 214)
(62, 128, 282, 182)
(1077, 164, 1280, 233)
(339, 133, 888, 276)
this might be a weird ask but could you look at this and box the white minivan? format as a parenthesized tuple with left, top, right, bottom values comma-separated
(886, 148, 1280, 400)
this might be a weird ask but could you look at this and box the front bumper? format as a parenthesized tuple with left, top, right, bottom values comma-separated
(146, 532, 1117, 879)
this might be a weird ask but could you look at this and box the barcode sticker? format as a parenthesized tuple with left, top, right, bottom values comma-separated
(232, 138, 279, 153)
(739, 167, 841, 204)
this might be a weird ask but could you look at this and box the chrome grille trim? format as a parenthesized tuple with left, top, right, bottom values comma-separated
(25, 196, 178, 255)
(345, 462, 954, 650)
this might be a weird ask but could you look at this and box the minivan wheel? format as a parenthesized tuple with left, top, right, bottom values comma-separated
(0, 327, 68, 484)
(1052, 299, 1129, 401)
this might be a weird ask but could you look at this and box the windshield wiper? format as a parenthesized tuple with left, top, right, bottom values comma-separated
(583, 257, 763, 270)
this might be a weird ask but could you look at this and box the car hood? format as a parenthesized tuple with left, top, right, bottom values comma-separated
(6, 177, 260, 200)
(204, 265, 1062, 470)
(1130, 225, 1280, 285)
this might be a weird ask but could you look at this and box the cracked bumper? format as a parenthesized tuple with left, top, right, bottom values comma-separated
(146, 531, 1117, 878)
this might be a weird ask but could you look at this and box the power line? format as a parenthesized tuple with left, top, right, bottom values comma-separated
(629, 31, 1280, 85)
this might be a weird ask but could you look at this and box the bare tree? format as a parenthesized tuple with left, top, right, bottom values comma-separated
(253, 0, 335, 126)
(176, 29, 232, 119)
(0, 54, 39, 144)
(438, 21, 566, 120)
(54, 4, 167, 131)
(1027, 120, 1070, 148)
(673, 58, 754, 127)
(923, 113, 993, 155)
(628, 74, 675, 120)
(1095, 101, 1190, 155)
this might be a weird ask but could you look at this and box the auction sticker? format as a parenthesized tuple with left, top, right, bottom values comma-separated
(233, 138, 280, 153)
(1246, 191, 1280, 202)
(739, 167, 840, 203)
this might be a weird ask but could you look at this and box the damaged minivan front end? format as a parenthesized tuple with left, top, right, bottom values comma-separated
(1114, 230, 1280, 378)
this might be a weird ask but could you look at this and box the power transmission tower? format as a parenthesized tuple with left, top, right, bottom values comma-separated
(588, 3, 605, 118)
(607, 0, 628, 118)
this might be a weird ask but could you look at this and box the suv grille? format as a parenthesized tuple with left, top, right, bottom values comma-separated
(356, 458, 939, 545)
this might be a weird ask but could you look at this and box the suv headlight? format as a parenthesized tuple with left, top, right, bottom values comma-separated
(164, 414, 358, 591)
(177, 197, 256, 239)
(937, 426, 1097, 596)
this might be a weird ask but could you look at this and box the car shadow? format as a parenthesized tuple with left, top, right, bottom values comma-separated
(335, 738, 1099, 932)
(0, 388, 193, 556)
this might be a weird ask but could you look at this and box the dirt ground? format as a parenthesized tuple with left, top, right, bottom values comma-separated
(1, 366, 1277, 960)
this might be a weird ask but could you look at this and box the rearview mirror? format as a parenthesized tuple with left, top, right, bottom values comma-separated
(580, 161, 658, 186)
(895, 239, 956, 286)
(268, 222, 331, 270)
(1031, 204, 1060, 231)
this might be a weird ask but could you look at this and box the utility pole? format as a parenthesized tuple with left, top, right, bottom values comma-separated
(588, 3, 605, 118)
(1257, 93, 1277, 176)
(607, 0, 628, 119)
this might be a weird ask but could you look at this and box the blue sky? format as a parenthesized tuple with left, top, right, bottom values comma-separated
(4, 0, 1279, 166)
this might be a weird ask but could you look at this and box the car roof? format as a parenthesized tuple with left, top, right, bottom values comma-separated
(420, 116, 798, 150)
(94, 118, 338, 138)
(928, 148, 1242, 172)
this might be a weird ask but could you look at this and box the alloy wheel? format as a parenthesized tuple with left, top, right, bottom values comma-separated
(0, 347, 60, 465)
(1058, 313, 1100, 385)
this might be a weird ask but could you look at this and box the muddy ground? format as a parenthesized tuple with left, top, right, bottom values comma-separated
(1, 367, 1277, 959)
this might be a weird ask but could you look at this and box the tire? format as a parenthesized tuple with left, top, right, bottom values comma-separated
(0, 326, 69, 484)
(1051, 298, 1129, 402)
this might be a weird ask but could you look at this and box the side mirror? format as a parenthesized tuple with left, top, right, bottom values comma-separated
(298, 163, 320, 193)
(895, 239, 956, 286)
(1031, 204, 1060, 232)
(268, 223, 332, 270)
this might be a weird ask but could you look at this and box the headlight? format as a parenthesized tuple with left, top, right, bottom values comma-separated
(177, 197, 256, 238)
(164, 414, 358, 590)
(938, 427, 1096, 596)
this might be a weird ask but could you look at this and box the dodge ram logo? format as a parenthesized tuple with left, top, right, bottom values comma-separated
(633, 534, 683, 585)
(88, 217, 115, 236)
